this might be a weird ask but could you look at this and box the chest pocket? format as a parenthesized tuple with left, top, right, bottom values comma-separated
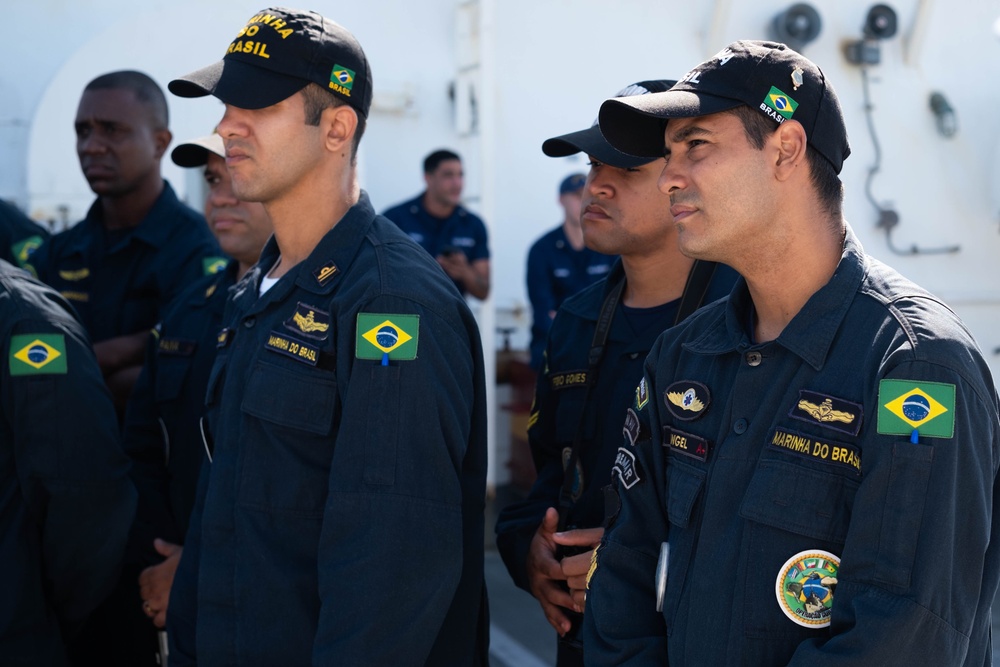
(154, 357, 193, 404)
(237, 359, 338, 514)
(740, 459, 857, 543)
(554, 393, 593, 445)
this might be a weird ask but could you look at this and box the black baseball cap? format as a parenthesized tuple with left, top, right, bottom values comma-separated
(169, 8, 373, 118)
(542, 80, 676, 169)
(170, 133, 225, 168)
(598, 41, 851, 173)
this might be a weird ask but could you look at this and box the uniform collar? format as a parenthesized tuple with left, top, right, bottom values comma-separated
(69, 181, 185, 255)
(686, 225, 866, 371)
(560, 258, 625, 322)
(231, 191, 377, 313)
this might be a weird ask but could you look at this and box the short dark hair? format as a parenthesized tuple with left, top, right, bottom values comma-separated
(84, 70, 169, 130)
(423, 149, 461, 174)
(725, 105, 843, 219)
(301, 83, 366, 163)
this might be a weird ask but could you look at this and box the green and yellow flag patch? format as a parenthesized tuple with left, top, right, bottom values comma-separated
(355, 313, 419, 360)
(10, 334, 67, 375)
(11, 235, 44, 268)
(877, 379, 955, 439)
(203, 257, 229, 275)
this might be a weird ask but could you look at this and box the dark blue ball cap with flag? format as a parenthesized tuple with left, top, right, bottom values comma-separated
(542, 79, 676, 169)
(598, 41, 850, 174)
(169, 7, 373, 118)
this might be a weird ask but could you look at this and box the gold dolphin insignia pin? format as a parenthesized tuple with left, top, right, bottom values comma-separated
(798, 398, 855, 424)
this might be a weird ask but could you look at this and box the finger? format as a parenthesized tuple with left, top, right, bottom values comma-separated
(566, 574, 588, 592)
(560, 550, 595, 577)
(537, 597, 571, 635)
(540, 507, 560, 535)
(154, 538, 181, 557)
(553, 526, 604, 547)
(153, 609, 167, 628)
(536, 580, 577, 612)
(571, 588, 587, 611)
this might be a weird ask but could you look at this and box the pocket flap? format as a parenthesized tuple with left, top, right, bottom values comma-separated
(241, 360, 336, 435)
(667, 464, 705, 529)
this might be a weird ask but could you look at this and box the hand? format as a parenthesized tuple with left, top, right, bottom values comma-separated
(554, 526, 604, 611)
(138, 539, 183, 628)
(526, 508, 577, 635)
(436, 251, 471, 281)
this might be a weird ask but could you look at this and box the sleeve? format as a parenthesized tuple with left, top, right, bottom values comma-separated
(469, 215, 490, 262)
(495, 345, 561, 591)
(161, 233, 223, 314)
(5, 307, 137, 632)
(581, 362, 670, 665)
(312, 297, 486, 664)
(526, 240, 556, 371)
(166, 457, 210, 666)
(122, 329, 182, 566)
(784, 359, 1000, 665)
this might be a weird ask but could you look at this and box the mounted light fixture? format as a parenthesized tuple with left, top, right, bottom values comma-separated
(929, 92, 957, 138)
(770, 3, 822, 52)
(844, 4, 898, 65)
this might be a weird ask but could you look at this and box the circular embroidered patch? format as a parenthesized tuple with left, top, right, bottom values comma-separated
(775, 550, 840, 628)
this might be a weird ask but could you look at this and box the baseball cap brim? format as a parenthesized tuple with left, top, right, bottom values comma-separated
(171, 133, 226, 168)
(542, 126, 653, 169)
(599, 89, 743, 158)
(169, 58, 309, 110)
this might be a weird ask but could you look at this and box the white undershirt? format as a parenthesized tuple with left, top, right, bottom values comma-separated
(259, 256, 281, 296)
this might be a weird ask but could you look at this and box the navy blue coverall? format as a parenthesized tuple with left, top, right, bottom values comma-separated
(584, 228, 1000, 666)
(168, 193, 489, 666)
(0, 259, 136, 666)
(28, 182, 222, 343)
(495, 259, 737, 664)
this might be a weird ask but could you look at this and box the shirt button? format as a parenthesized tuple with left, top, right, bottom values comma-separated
(243, 317, 256, 329)
(746, 351, 762, 367)
(628, 352, 640, 360)
(734, 418, 748, 434)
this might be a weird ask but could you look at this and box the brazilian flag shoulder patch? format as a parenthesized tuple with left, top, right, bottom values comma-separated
(203, 256, 229, 276)
(10, 334, 68, 375)
(355, 313, 419, 360)
(877, 379, 956, 439)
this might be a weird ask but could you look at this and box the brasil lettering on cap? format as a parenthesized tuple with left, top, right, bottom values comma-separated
(330, 64, 355, 97)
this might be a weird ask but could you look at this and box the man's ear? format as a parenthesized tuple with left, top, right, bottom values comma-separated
(772, 119, 807, 182)
(153, 128, 172, 160)
(323, 105, 357, 157)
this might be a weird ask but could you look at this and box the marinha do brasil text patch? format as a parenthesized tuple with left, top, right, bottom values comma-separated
(9, 334, 67, 375)
(355, 313, 419, 360)
(877, 379, 955, 439)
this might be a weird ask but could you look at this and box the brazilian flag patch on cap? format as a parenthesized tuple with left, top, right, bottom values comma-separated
(10, 334, 68, 375)
(356, 313, 419, 360)
(877, 379, 956, 439)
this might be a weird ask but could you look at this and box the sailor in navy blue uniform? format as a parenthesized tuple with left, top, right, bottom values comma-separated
(495, 79, 738, 667)
(166, 8, 488, 665)
(28, 71, 222, 419)
(126, 132, 272, 632)
(526, 173, 614, 370)
(0, 259, 136, 666)
(382, 149, 491, 299)
(584, 40, 1000, 666)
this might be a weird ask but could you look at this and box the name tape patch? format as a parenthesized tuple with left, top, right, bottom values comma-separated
(550, 369, 588, 391)
(265, 330, 319, 366)
(768, 427, 861, 474)
(662, 425, 710, 462)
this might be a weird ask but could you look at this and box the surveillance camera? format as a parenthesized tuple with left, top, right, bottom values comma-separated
(863, 4, 898, 40)
(770, 3, 823, 52)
